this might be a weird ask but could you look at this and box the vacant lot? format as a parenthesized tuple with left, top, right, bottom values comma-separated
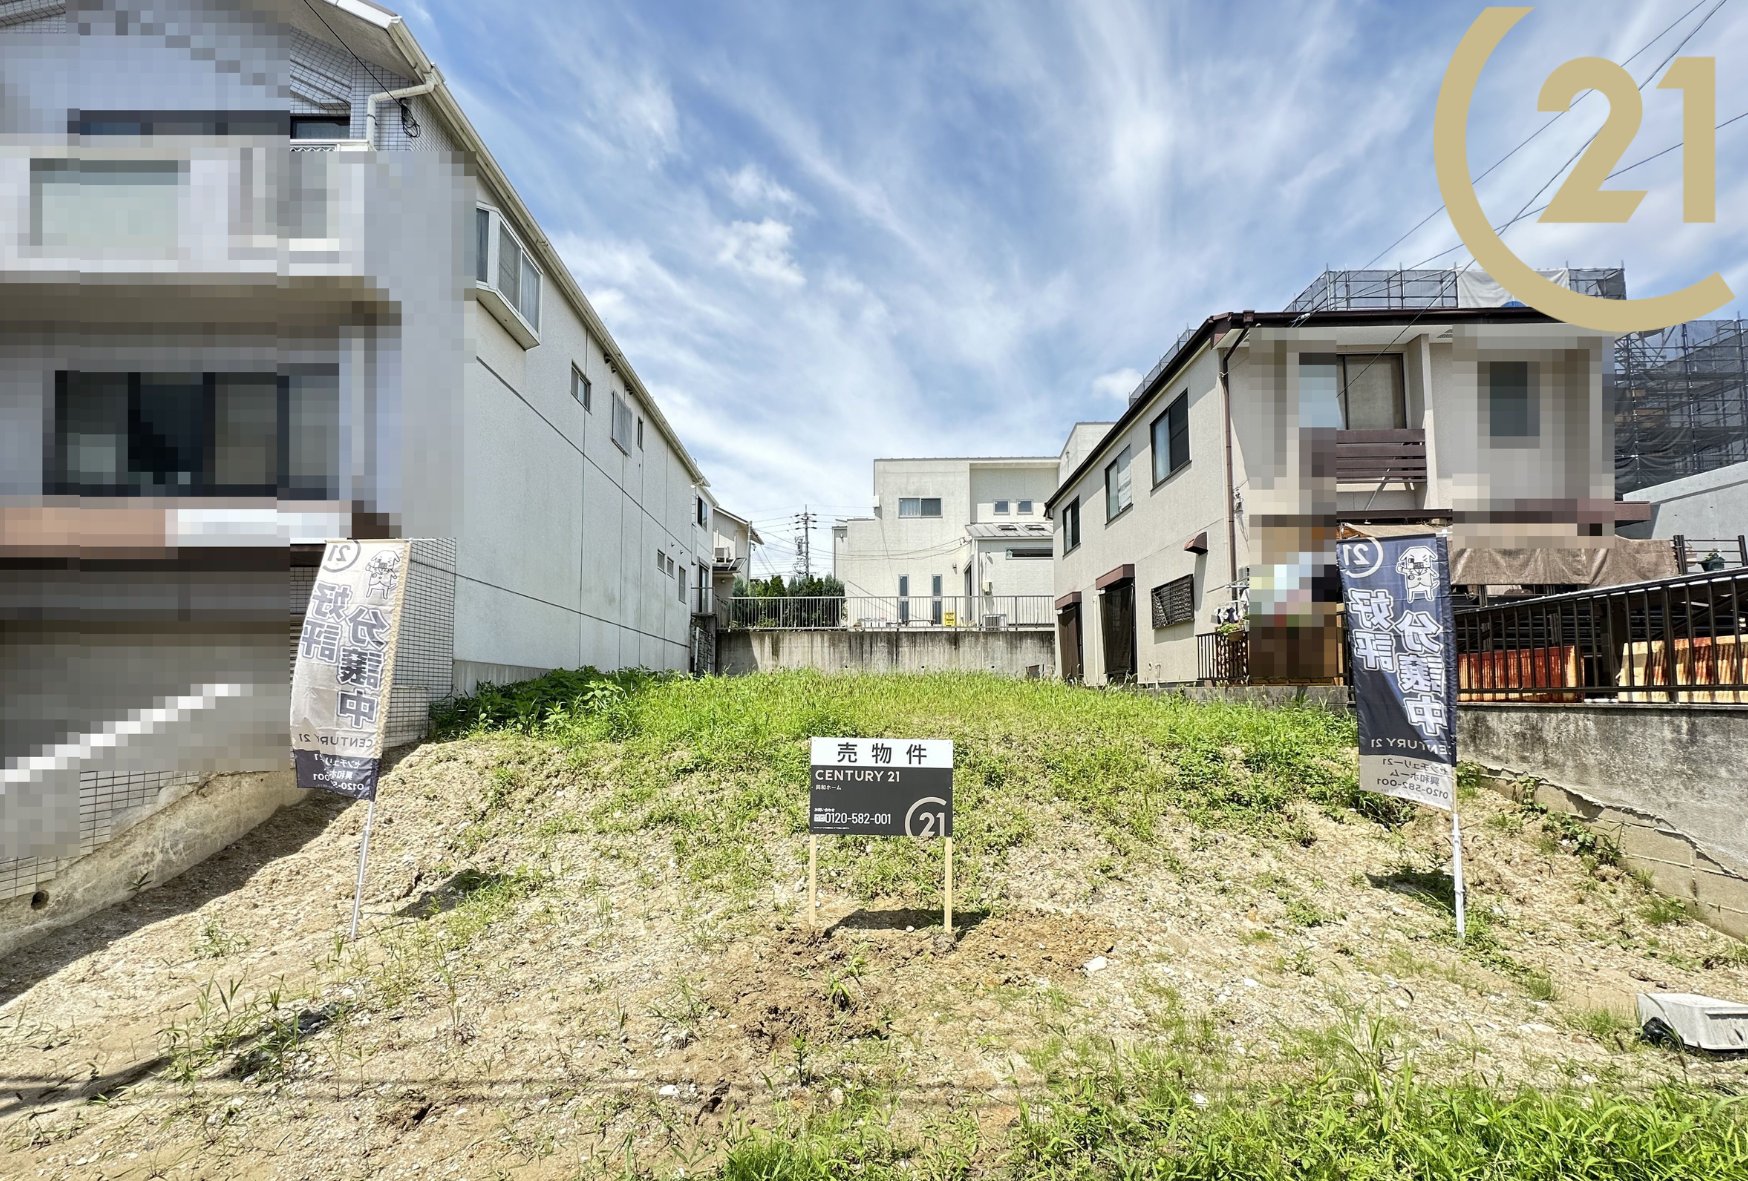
(4, 671, 1748, 1179)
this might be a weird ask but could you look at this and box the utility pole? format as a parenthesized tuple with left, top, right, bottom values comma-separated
(792, 506, 816, 579)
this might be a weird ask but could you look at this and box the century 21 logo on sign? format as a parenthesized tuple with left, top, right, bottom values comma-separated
(1435, 7, 1732, 332)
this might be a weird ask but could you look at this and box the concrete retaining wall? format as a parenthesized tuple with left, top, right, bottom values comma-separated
(1460, 703, 1748, 939)
(718, 628, 1056, 677)
(0, 769, 304, 959)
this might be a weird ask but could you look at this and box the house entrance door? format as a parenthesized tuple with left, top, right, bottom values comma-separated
(1058, 604, 1083, 682)
(1100, 582, 1136, 684)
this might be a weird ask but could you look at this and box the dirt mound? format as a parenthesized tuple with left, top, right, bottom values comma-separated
(3, 696, 1747, 1178)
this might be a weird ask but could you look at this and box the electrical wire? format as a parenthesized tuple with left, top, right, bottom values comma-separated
(1354, 0, 1714, 276)
(298, 0, 421, 138)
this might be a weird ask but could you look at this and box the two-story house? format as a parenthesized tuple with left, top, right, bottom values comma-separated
(832, 456, 1059, 626)
(1047, 272, 1645, 687)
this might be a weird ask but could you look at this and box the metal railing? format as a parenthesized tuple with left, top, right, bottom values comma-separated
(1674, 534, 1748, 574)
(1454, 568, 1748, 702)
(725, 594, 1053, 630)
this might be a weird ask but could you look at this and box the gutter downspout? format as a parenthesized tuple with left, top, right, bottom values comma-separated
(366, 74, 439, 149)
(1217, 312, 1254, 596)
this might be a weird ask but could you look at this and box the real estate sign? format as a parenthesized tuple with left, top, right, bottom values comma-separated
(1336, 534, 1457, 811)
(291, 540, 411, 800)
(808, 737, 953, 837)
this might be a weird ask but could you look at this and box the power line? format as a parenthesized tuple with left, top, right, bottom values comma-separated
(1356, 0, 1714, 274)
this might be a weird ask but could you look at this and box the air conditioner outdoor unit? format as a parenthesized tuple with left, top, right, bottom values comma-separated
(982, 613, 1008, 629)
(713, 546, 732, 562)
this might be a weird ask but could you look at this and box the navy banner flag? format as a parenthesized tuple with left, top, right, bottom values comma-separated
(1336, 533, 1458, 811)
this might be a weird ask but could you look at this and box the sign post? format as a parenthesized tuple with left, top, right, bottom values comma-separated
(290, 539, 412, 939)
(1335, 533, 1465, 940)
(808, 738, 954, 933)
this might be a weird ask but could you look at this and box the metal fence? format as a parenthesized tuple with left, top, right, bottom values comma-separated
(1674, 534, 1748, 574)
(725, 594, 1053, 630)
(1454, 568, 1748, 702)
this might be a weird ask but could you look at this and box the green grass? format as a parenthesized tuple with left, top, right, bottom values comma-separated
(1004, 1047, 1748, 1180)
(429, 669, 1368, 909)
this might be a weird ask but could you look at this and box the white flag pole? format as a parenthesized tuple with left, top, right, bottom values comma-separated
(349, 796, 377, 941)
(1451, 805, 1466, 943)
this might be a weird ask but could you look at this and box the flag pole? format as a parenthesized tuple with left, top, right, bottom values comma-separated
(1451, 805, 1466, 943)
(349, 796, 377, 941)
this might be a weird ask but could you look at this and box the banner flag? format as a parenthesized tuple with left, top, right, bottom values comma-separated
(290, 540, 411, 800)
(1336, 533, 1458, 811)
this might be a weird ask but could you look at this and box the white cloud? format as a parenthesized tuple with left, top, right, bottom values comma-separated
(716, 219, 806, 287)
(723, 164, 808, 214)
(1092, 368, 1142, 401)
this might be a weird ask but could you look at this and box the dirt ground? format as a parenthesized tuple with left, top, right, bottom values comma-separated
(4, 736, 1748, 1179)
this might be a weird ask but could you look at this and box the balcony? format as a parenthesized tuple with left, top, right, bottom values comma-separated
(1335, 429, 1426, 484)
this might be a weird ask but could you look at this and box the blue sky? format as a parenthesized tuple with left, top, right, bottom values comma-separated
(400, 0, 1748, 574)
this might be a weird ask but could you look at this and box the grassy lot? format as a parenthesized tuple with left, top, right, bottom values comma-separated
(4, 670, 1747, 1179)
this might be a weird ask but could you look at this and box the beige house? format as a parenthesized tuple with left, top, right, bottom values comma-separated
(1047, 305, 1647, 687)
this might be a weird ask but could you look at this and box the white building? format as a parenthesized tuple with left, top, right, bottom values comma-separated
(832, 457, 1057, 625)
(0, 0, 736, 908)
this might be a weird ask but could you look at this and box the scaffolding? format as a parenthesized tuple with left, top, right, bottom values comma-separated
(1285, 266, 1627, 313)
(1615, 320, 1748, 493)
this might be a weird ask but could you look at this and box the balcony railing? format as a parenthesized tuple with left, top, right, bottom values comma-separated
(1335, 429, 1427, 484)
(726, 594, 1053, 630)
(1454, 568, 1748, 701)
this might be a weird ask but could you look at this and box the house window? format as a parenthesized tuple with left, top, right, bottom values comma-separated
(898, 497, 942, 518)
(290, 115, 349, 140)
(1017, 499, 1033, 514)
(994, 500, 1010, 515)
(697, 497, 709, 527)
(611, 392, 634, 453)
(898, 575, 910, 623)
(1151, 391, 1190, 484)
(678, 565, 687, 603)
(475, 207, 489, 284)
(32, 159, 184, 250)
(1105, 445, 1132, 520)
(476, 206, 541, 335)
(1061, 497, 1081, 554)
(1300, 353, 1406, 430)
(636, 417, 644, 449)
(572, 365, 591, 410)
(1489, 361, 1536, 438)
(1150, 574, 1195, 628)
(656, 548, 666, 571)
(51, 368, 338, 498)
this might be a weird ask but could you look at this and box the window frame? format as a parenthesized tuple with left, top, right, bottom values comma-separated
(993, 499, 1010, 515)
(897, 497, 942, 519)
(611, 391, 634, 453)
(473, 204, 541, 346)
(1337, 353, 1407, 431)
(1105, 445, 1133, 521)
(571, 365, 592, 411)
(1061, 497, 1081, 555)
(1487, 360, 1538, 441)
(1151, 391, 1191, 485)
(1017, 499, 1033, 515)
